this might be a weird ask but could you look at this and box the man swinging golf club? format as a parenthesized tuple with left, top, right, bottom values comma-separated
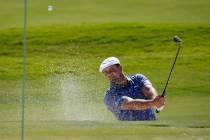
(99, 57, 165, 121)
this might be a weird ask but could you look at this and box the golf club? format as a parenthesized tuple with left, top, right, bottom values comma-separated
(156, 35, 182, 113)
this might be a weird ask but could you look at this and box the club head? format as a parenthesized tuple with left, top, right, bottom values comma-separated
(173, 35, 182, 45)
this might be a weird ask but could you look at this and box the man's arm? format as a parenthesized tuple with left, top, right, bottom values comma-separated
(142, 84, 157, 100)
(120, 84, 165, 110)
(120, 96, 164, 110)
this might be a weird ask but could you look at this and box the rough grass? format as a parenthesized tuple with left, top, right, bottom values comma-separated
(0, 23, 210, 79)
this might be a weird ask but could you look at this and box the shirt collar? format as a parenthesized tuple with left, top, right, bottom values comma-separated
(110, 76, 132, 89)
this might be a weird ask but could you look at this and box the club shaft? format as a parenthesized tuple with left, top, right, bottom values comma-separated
(156, 43, 181, 113)
(162, 44, 181, 96)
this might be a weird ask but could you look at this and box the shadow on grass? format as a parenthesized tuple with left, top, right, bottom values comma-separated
(188, 125, 210, 128)
(146, 124, 171, 128)
(146, 123, 210, 129)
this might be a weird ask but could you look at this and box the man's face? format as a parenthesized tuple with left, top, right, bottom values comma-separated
(102, 65, 122, 82)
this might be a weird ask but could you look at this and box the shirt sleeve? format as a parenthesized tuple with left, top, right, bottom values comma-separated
(135, 74, 152, 87)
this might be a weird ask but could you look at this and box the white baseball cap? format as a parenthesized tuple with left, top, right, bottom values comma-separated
(99, 57, 120, 72)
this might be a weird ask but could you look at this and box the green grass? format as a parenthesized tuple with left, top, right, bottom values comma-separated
(0, 23, 210, 140)
(1, 23, 210, 78)
(1, 0, 210, 29)
(1, 121, 210, 140)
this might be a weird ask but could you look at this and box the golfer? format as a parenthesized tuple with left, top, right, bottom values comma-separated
(99, 57, 165, 121)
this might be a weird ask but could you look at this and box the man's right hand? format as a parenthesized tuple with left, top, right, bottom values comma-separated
(153, 96, 166, 108)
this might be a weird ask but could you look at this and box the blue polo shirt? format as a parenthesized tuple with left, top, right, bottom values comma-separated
(104, 74, 156, 121)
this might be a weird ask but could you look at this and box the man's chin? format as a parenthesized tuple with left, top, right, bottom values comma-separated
(110, 79, 120, 83)
(109, 79, 116, 82)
